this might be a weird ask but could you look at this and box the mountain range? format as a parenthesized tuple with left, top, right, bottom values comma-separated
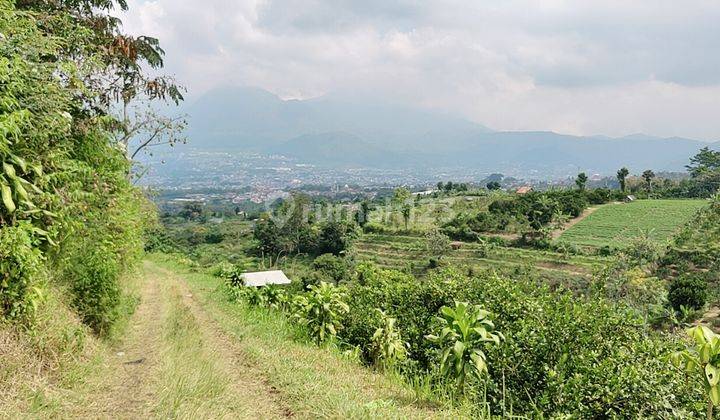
(182, 86, 718, 175)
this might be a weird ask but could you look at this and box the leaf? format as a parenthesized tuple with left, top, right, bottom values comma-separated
(1, 183, 15, 213)
(710, 385, 720, 406)
(2, 162, 15, 178)
(707, 364, 720, 387)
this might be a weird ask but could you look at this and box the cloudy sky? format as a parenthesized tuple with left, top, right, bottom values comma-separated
(121, 0, 720, 140)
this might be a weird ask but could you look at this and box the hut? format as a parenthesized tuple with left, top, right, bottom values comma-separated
(240, 270, 292, 287)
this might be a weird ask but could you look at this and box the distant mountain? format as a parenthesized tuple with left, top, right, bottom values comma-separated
(183, 86, 718, 174)
(270, 132, 403, 167)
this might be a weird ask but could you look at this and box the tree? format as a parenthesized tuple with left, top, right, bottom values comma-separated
(392, 187, 411, 204)
(617, 167, 630, 192)
(486, 181, 502, 191)
(311, 254, 349, 285)
(354, 201, 371, 227)
(687, 147, 720, 178)
(642, 170, 656, 192)
(401, 203, 412, 230)
(17, 0, 186, 173)
(425, 229, 450, 260)
(317, 220, 357, 255)
(436, 181, 444, 191)
(576, 172, 588, 191)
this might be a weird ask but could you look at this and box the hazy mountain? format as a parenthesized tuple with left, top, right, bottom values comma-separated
(270, 132, 404, 167)
(183, 86, 718, 174)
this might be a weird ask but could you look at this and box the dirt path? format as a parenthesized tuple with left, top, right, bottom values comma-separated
(552, 206, 601, 239)
(70, 261, 291, 419)
(69, 267, 164, 418)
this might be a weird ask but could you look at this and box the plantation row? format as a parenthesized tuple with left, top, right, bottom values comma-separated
(559, 199, 707, 248)
(353, 234, 609, 276)
(214, 260, 714, 418)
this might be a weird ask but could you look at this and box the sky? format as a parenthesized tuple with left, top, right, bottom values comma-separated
(120, 0, 720, 140)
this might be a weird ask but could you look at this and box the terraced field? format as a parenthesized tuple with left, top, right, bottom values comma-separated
(558, 199, 707, 248)
(354, 234, 611, 278)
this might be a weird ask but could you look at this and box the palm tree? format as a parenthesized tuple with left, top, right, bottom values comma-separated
(617, 167, 630, 192)
(642, 170, 656, 192)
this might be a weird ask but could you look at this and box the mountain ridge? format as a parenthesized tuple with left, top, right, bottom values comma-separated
(182, 86, 718, 174)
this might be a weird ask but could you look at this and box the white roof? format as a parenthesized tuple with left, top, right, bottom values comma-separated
(241, 270, 291, 287)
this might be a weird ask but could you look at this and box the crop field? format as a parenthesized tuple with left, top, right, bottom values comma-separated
(354, 233, 611, 279)
(558, 199, 707, 248)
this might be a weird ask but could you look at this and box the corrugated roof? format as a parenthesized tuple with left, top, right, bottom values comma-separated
(240, 270, 291, 287)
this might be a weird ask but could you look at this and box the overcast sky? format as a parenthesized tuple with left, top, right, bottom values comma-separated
(120, 0, 720, 140)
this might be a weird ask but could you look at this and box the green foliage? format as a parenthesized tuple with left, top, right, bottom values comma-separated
(309, 253, 350, 285)
(425, 301, 502, 391)
(617, 167, 630, 192)
(0, 222, 43, 320)
(293, 282, 349, 344)
(559, 199, 706, 248)
(670, 326, 720, 418)
(66, 245, 121, 335)
(425, 229, 450, 259)
(370, 309, 408, 370)
(668, 275, 708, 311)
(575, 172, 588, 190)
(0, 3, 150, 333)
(317, 220, 358, 255)
(338, 265, 703, 417)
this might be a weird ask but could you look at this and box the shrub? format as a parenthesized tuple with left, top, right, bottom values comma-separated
(668, 275, 708, 311)
(338, 264, 704, 417)
(370, 309, 408, 370)
(425, 301, 502, 392)
(311, 253, 350, 285)
(67, 245, 122, 336)
(0, 223, 43, 321)
(293, 282, 349, 344)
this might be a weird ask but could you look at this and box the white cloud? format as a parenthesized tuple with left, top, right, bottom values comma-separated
(120, 0, 720, 140)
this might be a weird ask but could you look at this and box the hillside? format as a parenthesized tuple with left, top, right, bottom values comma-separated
(183, 86, 718, 173)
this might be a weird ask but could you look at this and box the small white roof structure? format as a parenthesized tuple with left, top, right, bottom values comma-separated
(241, 270, 291, 287)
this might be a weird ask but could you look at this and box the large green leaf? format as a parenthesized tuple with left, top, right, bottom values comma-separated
(707, 364, 720, 387)
(1, 182, 14, 213)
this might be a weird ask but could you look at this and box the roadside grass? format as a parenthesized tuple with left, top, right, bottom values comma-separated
(149, 254, 472, 419)
(0, 265, 146, 418)
(559, 199, 707, 248)
(154, 277, 264, 419)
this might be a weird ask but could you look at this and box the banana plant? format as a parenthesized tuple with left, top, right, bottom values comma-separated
(426, 301, 503, 393)
(293, 281, 349, 344)
(670, 326, 720, 419)
(371, 309, 408, 370)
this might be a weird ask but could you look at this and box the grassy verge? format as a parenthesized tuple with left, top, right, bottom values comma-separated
(0, 278, 133, 417)
(149, 254, 471, 419)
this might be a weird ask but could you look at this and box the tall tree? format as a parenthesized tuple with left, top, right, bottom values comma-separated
(686, 147, 720, 178)
(575, 172, 588, 191)
(642, 170, 656, 192)
(17, 0, 186, 170)
(617, 167, 630, 193)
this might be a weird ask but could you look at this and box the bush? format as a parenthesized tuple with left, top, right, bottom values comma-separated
(668, 275, 708, 311)
(338, 264, 703, 417)
(0, 223, 43, 321)
(67, 245, 122, 336)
